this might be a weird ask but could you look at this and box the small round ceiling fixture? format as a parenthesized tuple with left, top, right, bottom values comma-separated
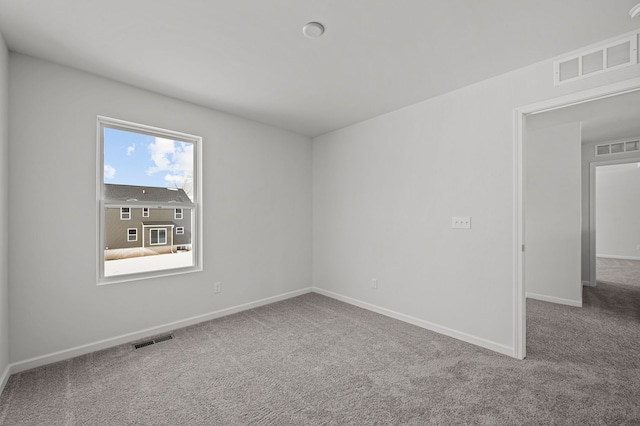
(303, 22, 325, 38)
(631, 3, 640, 19)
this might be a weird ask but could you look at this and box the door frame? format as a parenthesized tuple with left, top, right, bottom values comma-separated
(513, 77, 640, 360)
(589, 157, 640, 286)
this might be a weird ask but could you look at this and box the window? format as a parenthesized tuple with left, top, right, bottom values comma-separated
(98, 116, 202, 284)
(150, 228, 167, 245)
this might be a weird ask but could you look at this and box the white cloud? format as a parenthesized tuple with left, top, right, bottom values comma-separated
(127, 144, 135, 156)
(147, 137, 176, 174)
(164, 173, 186, 187)
(147, 137, 194, 199)
(104, 164, 116, 179)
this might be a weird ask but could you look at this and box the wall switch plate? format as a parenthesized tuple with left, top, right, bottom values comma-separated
(452, 216, 471, 229)
(372, 278, 378, 289)
(213, 282, 221, 293)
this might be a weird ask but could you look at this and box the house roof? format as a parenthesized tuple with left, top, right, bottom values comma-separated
(104, 184, 192, 204)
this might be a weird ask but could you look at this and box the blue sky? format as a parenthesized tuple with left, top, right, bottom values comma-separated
(104, 128, 194, 199)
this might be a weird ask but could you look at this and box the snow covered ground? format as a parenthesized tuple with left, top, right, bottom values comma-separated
(105, 251, 193, 276)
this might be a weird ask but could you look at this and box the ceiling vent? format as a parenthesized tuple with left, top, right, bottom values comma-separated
(554, 34, 638, 85)
(595, 140, 640, 156)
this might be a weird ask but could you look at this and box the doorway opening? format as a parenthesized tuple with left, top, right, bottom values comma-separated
(592, 161, 640, 288)
(514, 77, 640, 359)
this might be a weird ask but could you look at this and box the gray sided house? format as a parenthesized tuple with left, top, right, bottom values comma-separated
(104, 184, 192, 254)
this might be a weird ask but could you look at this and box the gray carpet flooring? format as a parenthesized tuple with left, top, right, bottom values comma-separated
(1, 288, 639, 425)
(597, 256, 640, 287)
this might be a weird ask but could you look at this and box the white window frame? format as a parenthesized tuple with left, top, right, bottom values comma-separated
(97, 116, 203, 285)
(120, 207, 131, 220)
(142, 207, 149, 218)
(176, 227, 184, 235)
(127, 228, 138, 242)
(149, 228, 167, 245)
(175, 208, 183, 220)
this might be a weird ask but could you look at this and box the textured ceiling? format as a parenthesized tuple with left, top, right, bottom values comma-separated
(0, 0, 639, 136)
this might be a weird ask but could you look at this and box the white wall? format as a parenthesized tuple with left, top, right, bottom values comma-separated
(581, 141, 640, 282)
(596, 162, 640, 259)
(313, 32, 640, 354)
(525, 123, 582, 306)
(0, 33, 9, 385)
(8, 53, 312, 364)
(6, 32, 640, 366)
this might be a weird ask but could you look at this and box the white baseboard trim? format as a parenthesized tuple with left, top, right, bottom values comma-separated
(0, 364, 10, 396)
(9, 287, 312, 374)
(596, 254, 640, 261)
(311, 287, 514, 358)
(526, 292, 582, 307)
(582, 280, 596, 287)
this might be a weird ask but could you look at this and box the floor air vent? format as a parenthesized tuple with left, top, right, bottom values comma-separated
(133, 333, 174, 349)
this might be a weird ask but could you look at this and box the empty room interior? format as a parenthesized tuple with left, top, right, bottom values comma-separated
(1, 1, 640, 424)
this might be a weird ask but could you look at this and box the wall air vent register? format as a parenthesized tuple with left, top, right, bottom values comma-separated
(595, 139, 640, 156)
(554, 34, 638, 85)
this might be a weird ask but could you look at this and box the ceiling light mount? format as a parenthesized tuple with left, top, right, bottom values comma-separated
(631, 3, 640, 19)
(303, 22, 325, 38)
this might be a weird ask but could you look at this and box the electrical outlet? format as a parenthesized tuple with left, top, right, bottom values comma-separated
(372, 278, 378, 289)
(637, 244, 640, 251)
(213, 282, 221, 293)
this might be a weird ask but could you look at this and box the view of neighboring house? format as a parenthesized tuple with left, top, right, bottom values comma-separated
(104, 184, 192, 256)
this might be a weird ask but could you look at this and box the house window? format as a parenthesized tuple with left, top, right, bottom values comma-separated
(150, 228, 167, 245)
(98, 116, 202, 284)
(127, 228, 138, 242)
(176, 227, 184, 235)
